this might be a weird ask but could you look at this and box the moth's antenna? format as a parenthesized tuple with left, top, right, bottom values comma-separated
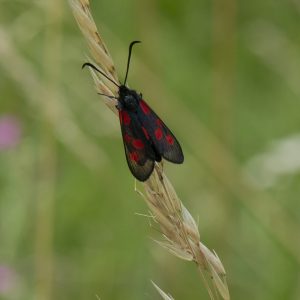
(124, 40, 141, 86)
(82, 62, 120, 88)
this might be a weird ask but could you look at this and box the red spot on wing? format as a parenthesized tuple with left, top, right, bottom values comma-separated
(142, 127, 150, 140)
(140, 100, 150, 115)
(124, 134, 131, 143)
(166, 135, 174, 145)
(130, 151, 139, 162)
(132, 139, 144, 149)
(155, 128, 163, 140)
(121, 111, 131, 125)
(156, 119, 163, 127)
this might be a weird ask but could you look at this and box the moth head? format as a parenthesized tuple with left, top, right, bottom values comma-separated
(119, 85, 139, 110)
(123, 93, 138, 110)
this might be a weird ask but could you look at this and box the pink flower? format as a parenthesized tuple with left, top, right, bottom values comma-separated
(0, 265, 17, 294)
(0, 115, 22, 150)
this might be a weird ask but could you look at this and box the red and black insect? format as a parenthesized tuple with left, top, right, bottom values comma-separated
(82, 41, 184, 181)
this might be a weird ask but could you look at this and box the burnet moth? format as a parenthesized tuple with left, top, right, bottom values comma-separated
(82, 41, 184, 181)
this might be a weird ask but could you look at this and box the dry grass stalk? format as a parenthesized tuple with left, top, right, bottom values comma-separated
(69, 1, 230, 299)
(152, 281, 174, 300)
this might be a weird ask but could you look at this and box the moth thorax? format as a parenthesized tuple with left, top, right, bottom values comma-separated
(124, 94, 138, 110)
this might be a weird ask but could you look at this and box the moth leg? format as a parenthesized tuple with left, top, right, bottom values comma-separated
(116, 102, 122, 110)
(97, 92, 117, 99)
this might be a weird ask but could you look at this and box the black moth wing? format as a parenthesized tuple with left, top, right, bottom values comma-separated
(136, 99, 184, 163)
(119, 108, 156, 181)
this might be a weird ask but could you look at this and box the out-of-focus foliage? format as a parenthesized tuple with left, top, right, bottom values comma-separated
(0, 0, 299, 299)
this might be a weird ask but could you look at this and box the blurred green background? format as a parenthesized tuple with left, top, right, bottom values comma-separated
(1, 0, 300, 299)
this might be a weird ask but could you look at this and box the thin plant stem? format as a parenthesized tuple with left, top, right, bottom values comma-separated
(34, 0, 62, 299)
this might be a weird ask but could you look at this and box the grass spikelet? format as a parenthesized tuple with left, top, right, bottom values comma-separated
(152, 281, 174, 300)
(143, 164, 229, 300)
(69, 1, 230, 299)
